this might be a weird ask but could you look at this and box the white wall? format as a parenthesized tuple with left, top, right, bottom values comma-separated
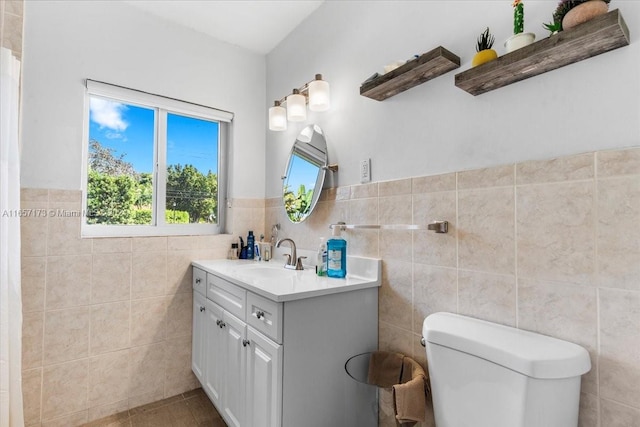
(266, 0, 640, 196)
(21, 0, 266, 199)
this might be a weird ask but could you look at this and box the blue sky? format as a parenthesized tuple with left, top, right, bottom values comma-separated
(89, 97, 218, 174)
(285, 154, 320, 194)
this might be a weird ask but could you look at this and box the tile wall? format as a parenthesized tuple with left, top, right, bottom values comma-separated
(19, 189, 264, 426)
(0, 0, 23, 60)
(266, 147, 640, 427)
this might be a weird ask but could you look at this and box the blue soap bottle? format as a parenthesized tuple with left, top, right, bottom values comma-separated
(326, 226, 346, 278)
(247, 231, 255, 259)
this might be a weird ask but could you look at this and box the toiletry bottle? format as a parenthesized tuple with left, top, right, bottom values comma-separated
(326, 227, 346, 278)
(239, 236, 247, 259)
(316, 237, 327, 276)
(229, 243, 238, 260)
(247, 231, 255, 259)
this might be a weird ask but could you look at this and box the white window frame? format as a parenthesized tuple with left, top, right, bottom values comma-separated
(81, 80, 232, 237)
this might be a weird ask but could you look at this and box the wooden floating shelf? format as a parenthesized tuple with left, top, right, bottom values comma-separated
(360, 46, 460, 101)
(455, 9, 630, 96)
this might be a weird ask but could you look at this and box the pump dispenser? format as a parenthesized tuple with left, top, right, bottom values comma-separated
(316, 237, 327, 277)
(326, 226, 346, 278)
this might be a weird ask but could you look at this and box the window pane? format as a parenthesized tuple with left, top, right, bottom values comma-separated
(86, 97, 155, 225)
(166, 113, 219, 224)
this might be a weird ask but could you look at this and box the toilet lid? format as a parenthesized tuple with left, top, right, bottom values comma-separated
(423, 312, 591, 379)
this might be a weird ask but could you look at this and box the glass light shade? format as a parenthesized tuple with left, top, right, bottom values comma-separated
(308, 79, 330, 112)
(268, 104, 287, 131)
(286, 91, 307, 122)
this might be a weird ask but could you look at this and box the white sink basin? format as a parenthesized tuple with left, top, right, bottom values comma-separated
(236, 266, 299, 280)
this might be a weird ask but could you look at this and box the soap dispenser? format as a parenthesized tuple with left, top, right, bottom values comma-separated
(326, 226, 346, 278)
(316, 237, 327, 277)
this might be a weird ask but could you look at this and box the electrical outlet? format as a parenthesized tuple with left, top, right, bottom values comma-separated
(360, 159, 371, 183)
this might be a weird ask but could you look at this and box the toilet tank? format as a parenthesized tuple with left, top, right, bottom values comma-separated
(423, 312, 591, 427)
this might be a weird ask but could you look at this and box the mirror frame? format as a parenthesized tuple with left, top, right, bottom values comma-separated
(281, 124, 328, 223)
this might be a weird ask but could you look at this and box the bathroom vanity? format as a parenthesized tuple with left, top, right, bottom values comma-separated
(191, 257, 381, 427)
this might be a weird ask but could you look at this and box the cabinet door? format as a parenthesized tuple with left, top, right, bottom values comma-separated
(245, 327, 283, 427)
(192, 291, 207, 382)
(204, 299, 224, 408)
(222, 312, 247, 427)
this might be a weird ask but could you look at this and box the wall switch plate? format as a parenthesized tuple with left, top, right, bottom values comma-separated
(360, 159, 371, 183)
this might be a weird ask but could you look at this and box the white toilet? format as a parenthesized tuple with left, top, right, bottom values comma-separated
(423, 312, 591, 427)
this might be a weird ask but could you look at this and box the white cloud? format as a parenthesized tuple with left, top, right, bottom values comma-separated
(90, 98, 128, 131)
(105, 131, 126, 141)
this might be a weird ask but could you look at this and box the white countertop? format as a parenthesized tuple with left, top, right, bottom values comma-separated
(192, 256, 381, 302)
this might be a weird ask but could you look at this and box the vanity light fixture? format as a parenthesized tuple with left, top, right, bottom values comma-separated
(268, 74, 330, 131)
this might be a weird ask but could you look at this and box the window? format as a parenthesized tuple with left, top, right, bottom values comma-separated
(82, 80, 231, 237)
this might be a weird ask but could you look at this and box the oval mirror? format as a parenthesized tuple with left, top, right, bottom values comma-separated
(282, 124, 328, 223)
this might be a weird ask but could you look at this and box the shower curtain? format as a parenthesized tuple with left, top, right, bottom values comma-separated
(0, 47, 24, 427)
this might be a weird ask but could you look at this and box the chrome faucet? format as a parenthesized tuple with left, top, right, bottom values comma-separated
(276, 238, 305, 270)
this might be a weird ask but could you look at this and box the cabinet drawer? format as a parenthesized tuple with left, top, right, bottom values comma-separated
(246, 292, 283, 344)
(193, 267, 206, 296)
(207, 273, 246, 321)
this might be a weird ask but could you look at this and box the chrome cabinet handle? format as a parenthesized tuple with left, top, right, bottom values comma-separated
(255, 311, 265, 320)
(199, 306, 205, 312)
(195, 278, 201, 284)
(242, 339, 250, 347)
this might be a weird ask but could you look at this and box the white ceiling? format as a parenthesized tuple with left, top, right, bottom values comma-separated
(123, 0, 324, 55)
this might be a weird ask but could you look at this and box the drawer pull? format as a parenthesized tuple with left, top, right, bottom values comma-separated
(199, 306, 205, 312)
(219, 321, 226, 328)
(195, 278, 202, 284)
(242, 339, 250, 347)
(255, 310, 265, 320)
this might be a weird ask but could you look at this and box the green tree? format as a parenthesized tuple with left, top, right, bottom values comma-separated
(87, 169, 137, 224)
(283, 184, 313, 222)
(87, 141, 216, 225)
(166, 164, 217, 223)
(88, 139, 136, 177)
(134, 173, 153, 209)
(87, 140, 150, 224)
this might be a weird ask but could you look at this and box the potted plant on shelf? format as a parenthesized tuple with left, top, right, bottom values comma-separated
(543, 16, 562, 35)
(472, 27, 498, 67)
(505, 0, 536, 53)
(553, 0, 611, 31)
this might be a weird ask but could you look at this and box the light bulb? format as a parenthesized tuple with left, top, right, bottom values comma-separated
(268, 101, 287, 131)
(308, 74, 330, 112)
(286, 89, 306, 122)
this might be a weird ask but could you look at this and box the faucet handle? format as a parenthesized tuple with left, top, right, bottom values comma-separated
(295, 256, 306, 270)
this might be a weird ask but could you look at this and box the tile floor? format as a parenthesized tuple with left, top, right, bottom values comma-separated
(82, 389, 227, 427)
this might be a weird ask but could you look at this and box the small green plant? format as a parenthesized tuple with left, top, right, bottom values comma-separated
(543, 17, 562, 34)
(476, 27, 495, 52)
(513, 0, 525, 34)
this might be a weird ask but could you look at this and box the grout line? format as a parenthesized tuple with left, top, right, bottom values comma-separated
(37, 189, 52, 424)
(454, 171, 459, 315)
(513, 164, 519, 329)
